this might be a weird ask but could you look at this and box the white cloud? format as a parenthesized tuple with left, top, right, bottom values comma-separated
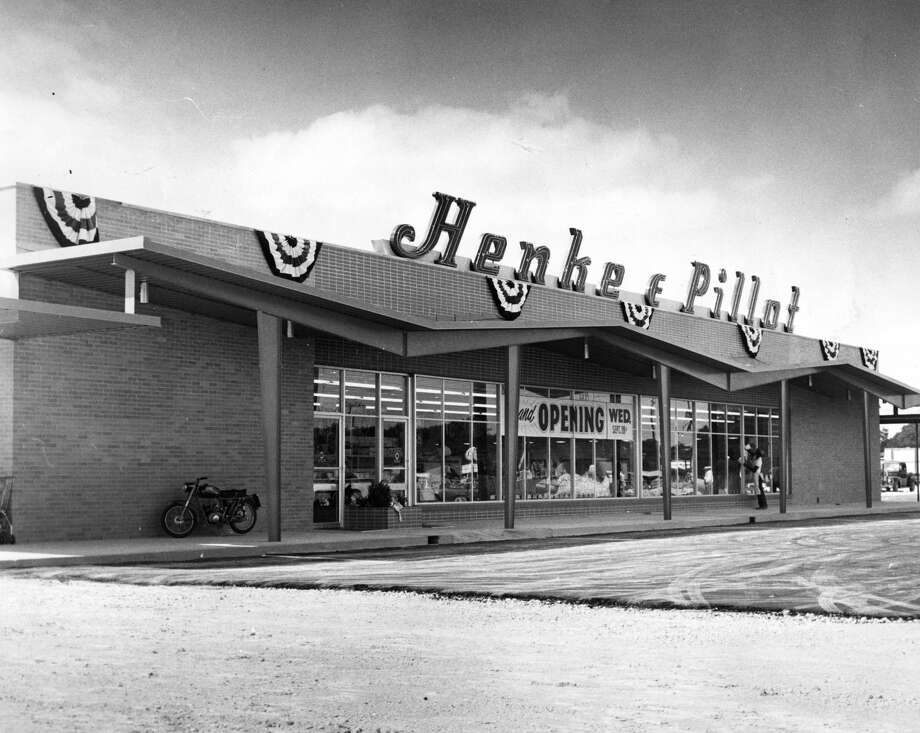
(3, 37, 912, 383)
(219, 99, 721, 261)
(874, 168, 920, 217)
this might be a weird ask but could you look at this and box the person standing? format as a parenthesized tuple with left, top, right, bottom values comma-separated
(741, 442, 768, 510)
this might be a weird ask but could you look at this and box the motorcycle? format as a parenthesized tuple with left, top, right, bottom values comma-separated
(161, 476, 261, 538)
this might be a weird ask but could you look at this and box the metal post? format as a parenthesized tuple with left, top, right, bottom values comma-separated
(503, 344, 520, 529)
(862, 390, 873, 509)
(914, 423, 920, 501)
(779, 380, 790, 514)
(124, 268, 135, 314)
(257, 311, 282, 541)
(657, 363, 672, 520)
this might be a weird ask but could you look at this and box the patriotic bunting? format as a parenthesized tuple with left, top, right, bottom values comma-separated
(255, 230, 322, 282)
(740, 324, 763, 357)
(819, 339, 840, 361)
(33, 187, 99, 247)
(860, 347, 879, 371)
(487, 277, 530, 320)
(622, 302, 654, 330)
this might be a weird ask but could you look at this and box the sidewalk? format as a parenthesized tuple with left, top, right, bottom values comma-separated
(1, 500, 918, 569)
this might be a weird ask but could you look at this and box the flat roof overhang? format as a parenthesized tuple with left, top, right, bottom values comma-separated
(4, 237, 918, 405)
(0, 296, 160, 339)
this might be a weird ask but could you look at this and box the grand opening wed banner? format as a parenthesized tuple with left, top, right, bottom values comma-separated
(517, 396, 634, 440)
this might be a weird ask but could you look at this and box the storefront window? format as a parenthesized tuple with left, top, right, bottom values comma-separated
(472, 382, 499, 421)
(344, 416, 376, 504)
(726, 405, 742, 435)
(550, 437, 573, 498)
(526, 436, 549, 499)
(595, 439, 618, 497)
(344, 370, 376, 416)
(313, 367, 408, 516)
(515, 387, 636, 500)
(313, 367, 341, 413)
(415, 419, 443, 503)
(316, 367, 783, 511)
(695, 402, 713, 495)
(313, 417, 339, 523)
(380, 374, 407, 417)
(445, 418, 472, 502)
(383, 420, 407, 503)
(725, 404, 743, 494)
(640, 396, 660, 497)
(415, 376, 443, 421)
(710, 403, 727, 494)
(744, 407, 757, 441)
(471, 421, 499, 500)
(574, 438, 595, 497)
(414, 376, 501, 503)
(671, 400, 695, 496)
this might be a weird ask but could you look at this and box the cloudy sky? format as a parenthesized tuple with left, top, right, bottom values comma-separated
(2, 1, 920, 389)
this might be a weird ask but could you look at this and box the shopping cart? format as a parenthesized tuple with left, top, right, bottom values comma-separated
(0, 476, 13, 544)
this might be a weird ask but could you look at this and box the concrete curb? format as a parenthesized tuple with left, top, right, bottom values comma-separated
(1, 503, 918, 570)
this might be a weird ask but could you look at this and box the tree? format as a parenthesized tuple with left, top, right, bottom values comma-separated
(881, 424, 920, 449)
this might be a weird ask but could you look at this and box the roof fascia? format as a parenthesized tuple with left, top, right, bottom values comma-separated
(825, 364, 919, 400)
(726, 366, 822, 391)
(112, 253, 406, 354)
(592, 330, 731, 390)
(0, 236, 147, 269)
(405, 327, 586, 357)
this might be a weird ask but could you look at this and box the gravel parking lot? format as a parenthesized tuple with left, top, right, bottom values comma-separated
(4, 518, 920, 731)
(1, 578, 919, 733)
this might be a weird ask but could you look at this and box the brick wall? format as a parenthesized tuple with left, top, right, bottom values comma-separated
(12, 275, 315, 541)
(789, 383, 880, 505)
(0, 341, 12, 476)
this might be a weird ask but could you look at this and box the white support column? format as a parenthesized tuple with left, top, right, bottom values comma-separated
(124, 268, 136, 314)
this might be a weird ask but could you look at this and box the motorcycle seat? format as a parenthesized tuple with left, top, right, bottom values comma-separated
(219, 488, 247, 498)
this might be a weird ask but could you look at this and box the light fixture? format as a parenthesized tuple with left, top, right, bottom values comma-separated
(583, 338, 590, 360)
(286, 320, 294, 338)
(808, 375, 813, 388)
(139, 279, 149, 304)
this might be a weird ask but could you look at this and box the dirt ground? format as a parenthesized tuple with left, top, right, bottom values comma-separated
(1, 578, 919, 732)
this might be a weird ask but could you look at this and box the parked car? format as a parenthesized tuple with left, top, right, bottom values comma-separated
(882, 461, 917, 490)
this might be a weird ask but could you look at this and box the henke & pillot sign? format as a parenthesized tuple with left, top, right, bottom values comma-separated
(388, 192, 801, 332)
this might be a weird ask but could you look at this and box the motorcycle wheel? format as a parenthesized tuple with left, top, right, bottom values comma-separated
(162, 502, 196, 538)
(229, 502, 257, 534)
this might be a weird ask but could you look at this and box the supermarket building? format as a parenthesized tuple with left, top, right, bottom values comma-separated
(1, 184, 916, 542)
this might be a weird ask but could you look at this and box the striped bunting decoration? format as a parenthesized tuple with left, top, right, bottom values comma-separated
(255, 230, 322, 282)
(820, 339, 840, 360)
(32, 187, 99, 247)
(487, 278, 530, 320)
(622, 302, 653, 330)
(860, 347, 879, 371)
(740, 324, 763, 356)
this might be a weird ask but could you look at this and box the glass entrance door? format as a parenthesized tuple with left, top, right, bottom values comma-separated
(383, 419, 407, 505)
(313, 416, 341, 523)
